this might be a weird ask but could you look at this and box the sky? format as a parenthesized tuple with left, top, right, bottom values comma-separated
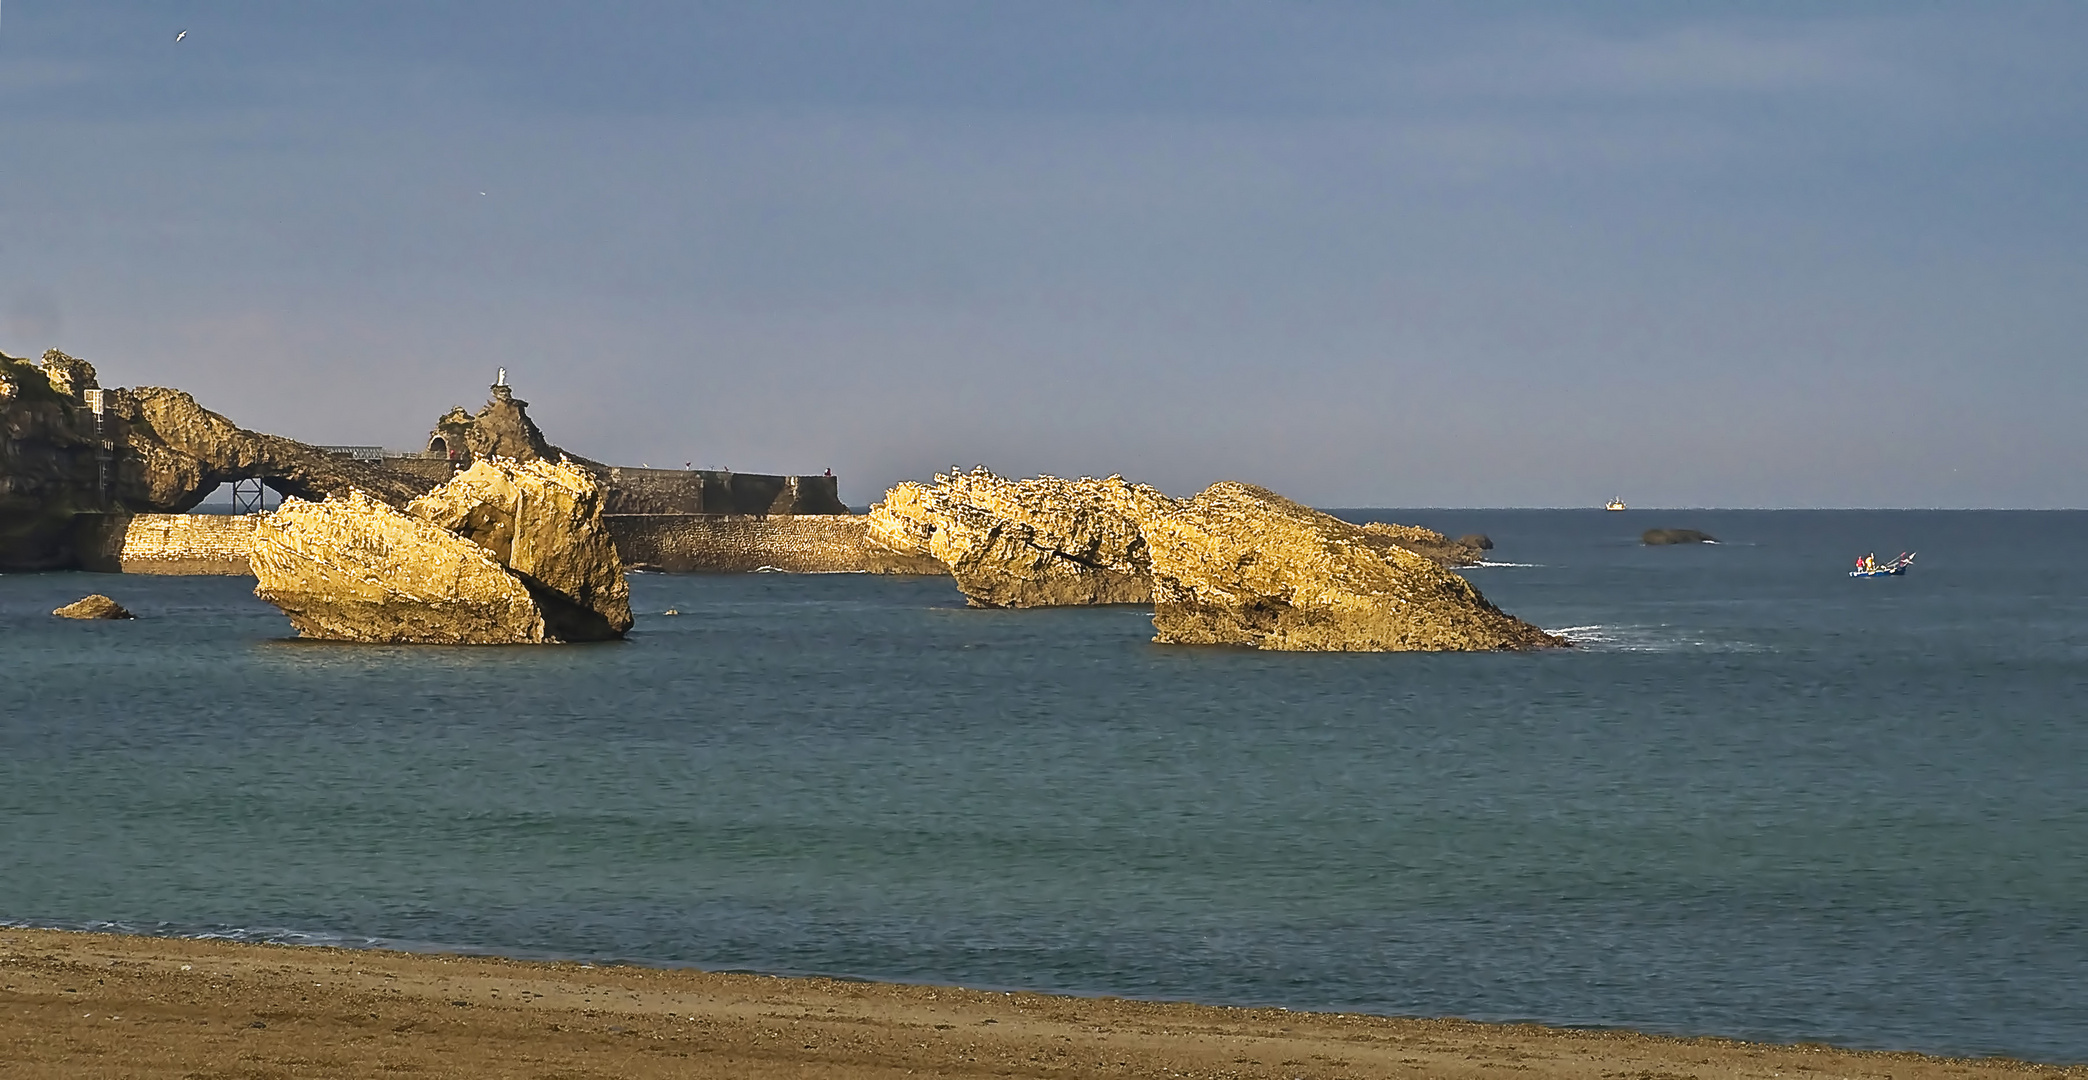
(2, 2, 2084, 508)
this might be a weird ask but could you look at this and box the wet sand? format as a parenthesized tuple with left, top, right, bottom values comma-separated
(1, 928, 2077, 1079)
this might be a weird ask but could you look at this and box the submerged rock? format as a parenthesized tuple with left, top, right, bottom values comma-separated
(866, 469, 1177, 608)
(1141, 483, 1564, 652)
(52, 594, 134, 620)
(1357, 522, 1489, 568)
(251, 460, 632, 644)
(407, 458, 633, 640)
(1642, 528, 1717, 545)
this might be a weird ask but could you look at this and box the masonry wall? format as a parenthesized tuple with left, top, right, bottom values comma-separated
(604, 514, 946, 575)
(380, 457, 458, 484)
(74, 513, 258, 575)
(365, 459, 850, 515)
(68, 510, 948, 577)
(591, 469, 849, 516)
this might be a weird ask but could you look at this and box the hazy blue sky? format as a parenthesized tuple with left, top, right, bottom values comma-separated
(3, 2, 2083, 507)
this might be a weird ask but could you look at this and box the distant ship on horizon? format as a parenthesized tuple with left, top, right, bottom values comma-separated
(1605, 497, 1627, 511)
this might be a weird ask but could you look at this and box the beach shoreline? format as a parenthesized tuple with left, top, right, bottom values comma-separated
(1, 927, 2077, 1078)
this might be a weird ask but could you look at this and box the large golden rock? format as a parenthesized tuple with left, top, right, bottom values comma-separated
(866, 470, 1177, 607)
(407, 458, 633, 640)
(252, 460, 632, 644)
(252, 491, 552, 643)
(1141, 483, 1563, 652)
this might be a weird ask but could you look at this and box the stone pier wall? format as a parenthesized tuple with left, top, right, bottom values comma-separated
(74, 513, 259, 575)
(67, 510, 948, 577)
(588, 469, 849, 516)
(605, 514, 945, 575)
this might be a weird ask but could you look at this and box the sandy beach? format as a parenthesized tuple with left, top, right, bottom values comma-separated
(0, 928, 2076, 1079)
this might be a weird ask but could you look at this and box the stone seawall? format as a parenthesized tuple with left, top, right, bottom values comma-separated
(590, 469, 849, 516)
(75, 513, 259, 575)
(380, 457, 459, 484)
(67, 511, 948, 577)
(606, 514, 946, 574)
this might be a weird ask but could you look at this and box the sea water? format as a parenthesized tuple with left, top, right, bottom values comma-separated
(2, 509, 2084, 1062)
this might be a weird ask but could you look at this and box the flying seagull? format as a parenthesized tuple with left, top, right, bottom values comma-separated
(175, 29, 187, 42)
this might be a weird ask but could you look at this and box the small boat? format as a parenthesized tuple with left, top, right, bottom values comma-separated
(1849, 552, 1915, 578)
(1604, 498, 1627, 511)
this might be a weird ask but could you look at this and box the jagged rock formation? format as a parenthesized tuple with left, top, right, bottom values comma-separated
(253, 492, 553, 643)
(252, 461, 632, 644)
(1642, 528, 1717, 545)
(53, 594, 134, 620)
(418, 386, 844, 516)
(866, 470, 1178, 607)
(2, 351, 105, 568)
(1357, 522, 1489, 568)
(1141, 483, 1563, 652)
(407, 458, 633, 640)
(3, 348, 433, 569)
(865, 469, 1555, 650)
(425, 385, 602, 467)
(112, 387, 433, 511)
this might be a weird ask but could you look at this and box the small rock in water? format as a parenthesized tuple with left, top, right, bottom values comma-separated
(1642, 528, 1718, 545)
(53, 594, 134, 619)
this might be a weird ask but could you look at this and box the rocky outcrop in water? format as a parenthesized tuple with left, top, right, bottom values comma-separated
(253, 492, 552, 643)
(1141, 483, 1562, 652)
(3, 348, 433, 569)
(424, 384, 606, 468)
(866, 469, 1557, 651)
(866, 470, 1177, 607)
(112, 386, 434, 511)
(1357, 522, 1489, 568)
(1642, 528, 1717, 545)
(52, 594, 134, 620)
(2, 351, 104, 568)
(251, 460, 631, 643)
(406, 458, 633, 640)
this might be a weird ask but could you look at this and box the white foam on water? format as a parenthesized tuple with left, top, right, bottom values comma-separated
(1466, 561, 1543, 568)
(4, 919, 386, 950)
(1547, 624, 1765, 653)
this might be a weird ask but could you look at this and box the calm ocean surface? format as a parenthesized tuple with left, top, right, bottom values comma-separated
(3, 509, 2084, 1061)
